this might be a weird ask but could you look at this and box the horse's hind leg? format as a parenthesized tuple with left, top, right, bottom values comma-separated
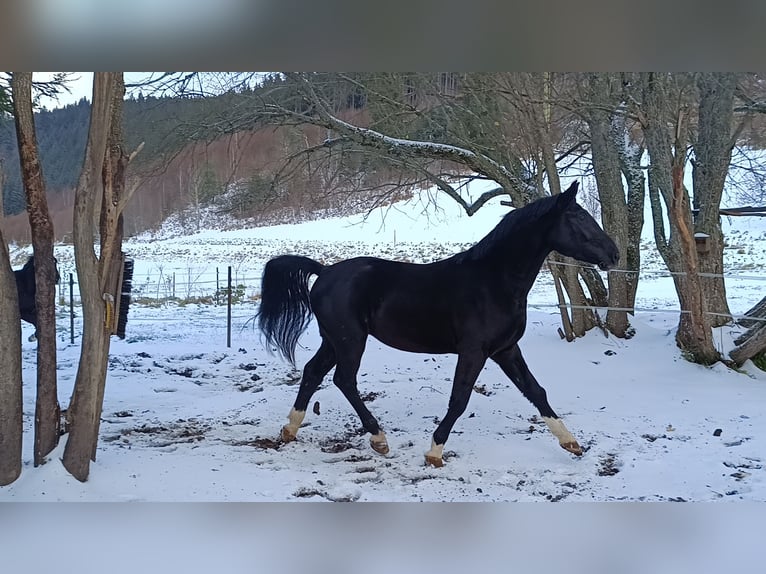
(281, 340, 336, 442)
(492, 345, 582, 456)
(19, 309, 37, 342)
(332, 337, 389, 455)
(425, 350, 487, 467)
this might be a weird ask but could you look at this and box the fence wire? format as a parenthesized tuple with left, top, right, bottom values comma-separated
(55, 260, 766, 339)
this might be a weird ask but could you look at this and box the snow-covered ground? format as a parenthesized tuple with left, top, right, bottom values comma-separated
(3, 178, 766, 502)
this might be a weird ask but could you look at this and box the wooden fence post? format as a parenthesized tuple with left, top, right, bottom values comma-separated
(227, 265, 232, 348)
(69, 272, 74, 344)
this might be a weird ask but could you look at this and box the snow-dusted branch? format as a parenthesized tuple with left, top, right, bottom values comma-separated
(271, 73, 536, 210)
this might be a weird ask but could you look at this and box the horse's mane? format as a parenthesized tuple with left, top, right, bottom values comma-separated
(454, 193, 558, 262)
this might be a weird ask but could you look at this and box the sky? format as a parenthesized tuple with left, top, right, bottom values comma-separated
(34, 72, 154, 109)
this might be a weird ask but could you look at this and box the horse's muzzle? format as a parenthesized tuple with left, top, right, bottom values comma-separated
(598, 250, 620, 271)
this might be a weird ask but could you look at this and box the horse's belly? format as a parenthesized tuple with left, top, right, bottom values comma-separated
(369, 330, 455, 354)
(368, 310, 456, 354)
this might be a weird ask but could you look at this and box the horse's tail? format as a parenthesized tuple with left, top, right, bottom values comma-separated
(257, 255, 324, 365)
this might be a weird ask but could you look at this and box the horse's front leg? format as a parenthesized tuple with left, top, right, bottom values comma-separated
(492, 344, 582, 456)
(426, 350, 487, 467)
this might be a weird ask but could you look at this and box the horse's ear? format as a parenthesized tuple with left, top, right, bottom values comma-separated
(556, 181, 579, 210)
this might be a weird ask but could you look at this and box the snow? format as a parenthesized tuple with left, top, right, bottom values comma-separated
(3, 177, 766, 503)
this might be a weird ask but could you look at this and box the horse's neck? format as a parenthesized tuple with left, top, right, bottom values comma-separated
(502, 247, 551, 293)
(476, 239, 551, 294)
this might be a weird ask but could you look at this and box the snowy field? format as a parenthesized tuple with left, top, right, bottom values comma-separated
(3, 178, 766, 502)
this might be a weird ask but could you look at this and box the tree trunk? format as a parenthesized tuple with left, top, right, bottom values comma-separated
(11, 72, 60, 466)
(535, 74, 597, 338)
(669, 120, 719, 364)
(693, 73, 738, 327)
(738, 295, 766, 328)
(62, 73, 118, 482)
(641, 73, 720, 365)
(730, 323, 766, 366)
(92, 75, 128, 461)
(582, 74, 631, 337)
(729, 295, 766, 366)
(552, 266, 575, 341)
(612, 78, 646, 310)
(0, 232, 23, 485)
(670, 186, 721, 365)
(548, 253, 597, 337)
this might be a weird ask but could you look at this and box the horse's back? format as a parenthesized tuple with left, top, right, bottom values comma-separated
(310, 256, 468, 353)
(311, 256, 412, 307)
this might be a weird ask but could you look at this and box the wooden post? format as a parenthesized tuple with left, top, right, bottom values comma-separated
(227, 265, 232, 348)
(69, 272, 75, 344)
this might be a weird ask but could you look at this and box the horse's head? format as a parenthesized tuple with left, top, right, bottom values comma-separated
(20, 255, 61, 284)
(547, 182, 620, 271)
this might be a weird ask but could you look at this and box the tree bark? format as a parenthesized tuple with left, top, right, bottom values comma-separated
(729, 295, 766, 366)
(641, 73, 720, 365)
(693, 73, 738, 327)
(612, 76, 646, 310)
(62, 73, 118, 482)
(531, 73, 597, 338)
(581, 74, 631, 337)
(0, 229, 23, 485)
(92, 75, 128, 461)
(670, 161, 719, 364)
(738, 295, 766, 329)
(730, 323, 766, 366)
(11, 72, 60, 466)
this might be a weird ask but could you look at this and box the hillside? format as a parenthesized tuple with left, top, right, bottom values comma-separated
(0, 90, 391, 243)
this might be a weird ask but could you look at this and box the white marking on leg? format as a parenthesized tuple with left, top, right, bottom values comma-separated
(284, 408, 306, 437)
(425, 440, 444, 461)
(370, 431, 388, 448)
(542, 416, 577, 445)
(370, 431, 389, 454)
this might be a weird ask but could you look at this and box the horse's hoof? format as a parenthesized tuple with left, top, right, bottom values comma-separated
(370, 438, 389, 455)
(561, 441, 583, 456)
(425, 454, 444, 468)
(280, 426, 297, 443)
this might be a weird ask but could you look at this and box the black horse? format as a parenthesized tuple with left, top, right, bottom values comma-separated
(15, 255, 60, 340)
(258, 182, 620, 467)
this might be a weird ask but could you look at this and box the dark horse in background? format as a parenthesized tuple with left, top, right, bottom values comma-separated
(258, 182, 620, 467)
(15, 255, 61, 341)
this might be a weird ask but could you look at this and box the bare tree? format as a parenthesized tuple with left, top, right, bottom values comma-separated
(0, 224, 22, 485)
(638, 73, 719, 364)
(63, 73, 140, 481)
(182, 72, 633, 340)
(11, 72, 60, 465)
(574, 73, 647, 338)
(692, 73, 741, 328)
